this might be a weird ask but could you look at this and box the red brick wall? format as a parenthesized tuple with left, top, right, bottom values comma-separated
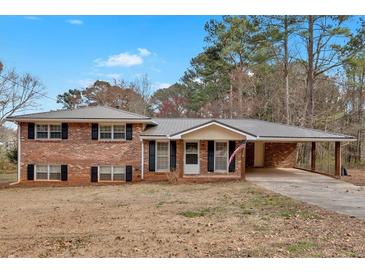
(264, 142, 297, 168)
(20, 122, 143, 184)
(143, 140, 244, 181)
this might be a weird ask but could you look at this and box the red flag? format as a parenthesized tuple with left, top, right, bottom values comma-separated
(228, 141, 246, 166)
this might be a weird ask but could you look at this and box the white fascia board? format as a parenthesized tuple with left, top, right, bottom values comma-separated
(140, 136, 170, 140)
(7, 118, 155, 124)
(170, 121, 257, 140)
(256, 137, 357, 142)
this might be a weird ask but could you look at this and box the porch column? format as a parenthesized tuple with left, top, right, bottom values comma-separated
(311, 142, 316, 171)
(335, 141, 341, 177)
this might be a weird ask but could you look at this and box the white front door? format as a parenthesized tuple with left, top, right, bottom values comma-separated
(184, 141, 199, 174)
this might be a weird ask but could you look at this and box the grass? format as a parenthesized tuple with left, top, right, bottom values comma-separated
(0, 172, 16, 185)
(286, 241, 318, 254)
(179, 208, 212, 218)
(0, 181, 364, 257)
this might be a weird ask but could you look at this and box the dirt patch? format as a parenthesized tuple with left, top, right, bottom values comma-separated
(0, 181, 364, 257)
(342, 169, 365, 186)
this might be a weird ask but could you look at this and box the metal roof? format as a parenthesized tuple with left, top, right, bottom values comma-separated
(141, 118, 355, 141)
(7, 106, 153, 122)
(6, 106, 355, 141)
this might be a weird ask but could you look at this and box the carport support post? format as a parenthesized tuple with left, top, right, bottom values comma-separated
(311, 142, 316, 171)
(335, 141, 341, 178)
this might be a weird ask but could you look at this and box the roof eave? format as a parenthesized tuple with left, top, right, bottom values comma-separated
(256, 137, 357, 142)
(6, 117, 157, 125)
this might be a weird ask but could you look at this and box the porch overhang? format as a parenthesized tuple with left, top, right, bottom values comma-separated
(169, 121, 256, 140)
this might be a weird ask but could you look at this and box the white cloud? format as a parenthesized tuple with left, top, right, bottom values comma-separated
(68, 79, 94, 88)
(153, 82, 171, 90)
(137, 48, 151, 57)
(24, 16, 41, 20)
(95, 48, 152, 68)
(66, 19, 83, 25)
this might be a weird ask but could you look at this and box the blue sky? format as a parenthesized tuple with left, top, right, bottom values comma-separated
(0, 16, 219, 112)
(0, 15, 362, 114)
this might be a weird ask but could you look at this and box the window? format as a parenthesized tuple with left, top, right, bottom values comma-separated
(156, 141, 169, 171)
(36, 124, 61, 139)
(113, 166, 125, 181)
(99, 124, 126, 140)
(185, 142, 198, 165)
(215, 142, 228, 172)
(50, 125, 62, 139)
(36, 125, 48, 139)
(113, 125, 126, 140)
(35, 165, 61, 180)
(49, 165, 61, 180)
(99, 166, 125, 181)
(100, 125, 112, 139)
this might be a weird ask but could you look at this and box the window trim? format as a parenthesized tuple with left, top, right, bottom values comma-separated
(98, 165, 126, 182)
(214, 140, 229, 173)
(155, 140, 170, 172)
(35, 123, 62, 140)
(98, 123, 126, 141)
(34, 164, 62, 181)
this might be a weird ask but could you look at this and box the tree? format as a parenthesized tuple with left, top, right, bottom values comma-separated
(150, 84, 189, 117)
(297, 16, 357, 126)
(0, 64, 44, 125)
(57, 89, 83, 109)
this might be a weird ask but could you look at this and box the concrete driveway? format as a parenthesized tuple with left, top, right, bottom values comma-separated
(247, 168, 365, 220)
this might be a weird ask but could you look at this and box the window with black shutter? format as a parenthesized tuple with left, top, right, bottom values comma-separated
(126, 124, 133, 140)
(28, 123, 35, 139)
(229, 141, 236, 172)
(27, 164, 34, 180)
(207, 141, 215, 172)
(170, 141, 176, 171)
(91, 123, 98, 140)
(91, 166, 98, 182)
(126, 165, 132, 182)
(61, 165, 68, 181)
(149, 140, 156, 171)
(61, 123, 68, 139)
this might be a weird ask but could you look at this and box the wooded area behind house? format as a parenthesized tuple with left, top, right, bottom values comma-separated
(1, 15, 364, 174)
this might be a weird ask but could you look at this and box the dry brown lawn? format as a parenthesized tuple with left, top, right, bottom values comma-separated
(0, 181, 364, 258)
(343, 169, 365, 186)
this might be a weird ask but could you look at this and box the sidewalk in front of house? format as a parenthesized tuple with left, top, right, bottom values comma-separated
(247, 168, 365, 220)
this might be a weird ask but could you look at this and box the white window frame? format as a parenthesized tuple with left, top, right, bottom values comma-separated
(214, 141, 229, 173)
(35, 123, 62, 140)
(98, 124, 126, 141)
(35, 164, 62, 181)
(155, 140, 170, 172)
(98, 165, 126, 181)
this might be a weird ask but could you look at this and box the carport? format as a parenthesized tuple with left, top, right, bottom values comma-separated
(246, 168, 365, 220)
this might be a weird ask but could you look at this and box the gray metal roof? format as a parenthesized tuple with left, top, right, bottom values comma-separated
(7, 106, 152, 121)
(7, 106, 355, 140)
(141, 118, 355, 140)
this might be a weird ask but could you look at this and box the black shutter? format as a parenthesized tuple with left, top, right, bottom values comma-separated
(91, 123, 98, 140)
(126, 165, 133, 182)
(229, 141, 236, 172)
(61, 165, 68, 181)
(149, 140, 156, 171)
(91, 166, 98, 183)
(27, 164, 34, 180)
(126, 124, 133, 140)
(170, 141, 176, 171)
(208, 141, 215, 172)
(28, 123, 35, 139)
(61, 123, 68, 139)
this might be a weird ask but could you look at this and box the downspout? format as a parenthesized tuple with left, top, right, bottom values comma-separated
(141, 138, 144, 180)
(17, 122, 21, 183)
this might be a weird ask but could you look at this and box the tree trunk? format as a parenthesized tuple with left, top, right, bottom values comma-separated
(284, 15, 290, 125)
(305, 16, 314, 127)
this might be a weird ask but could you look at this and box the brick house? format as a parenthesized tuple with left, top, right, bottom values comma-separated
(7, 106, 355, 185)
